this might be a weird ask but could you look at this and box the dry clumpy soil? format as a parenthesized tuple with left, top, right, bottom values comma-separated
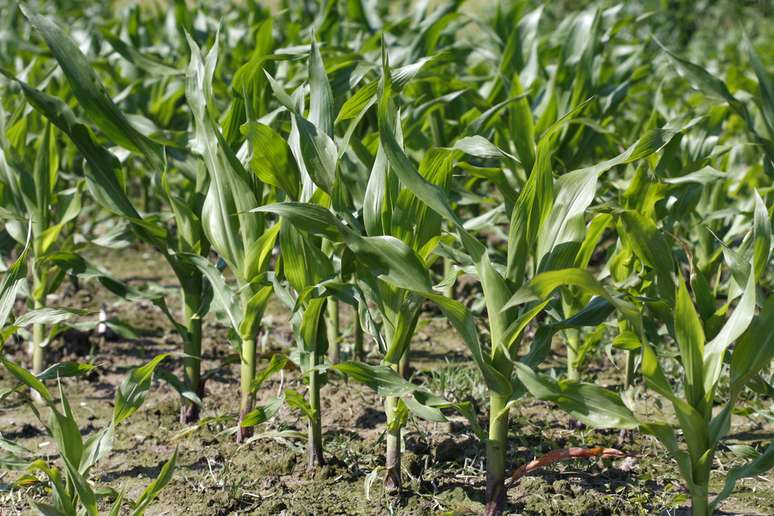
(1, 246, 772, 515)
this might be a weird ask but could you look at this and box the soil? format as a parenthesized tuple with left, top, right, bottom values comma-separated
(1, 246, 772, 515)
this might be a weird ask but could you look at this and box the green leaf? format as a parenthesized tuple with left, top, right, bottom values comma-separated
(48, 382, 84, 472)
(454, 136, 518, 162)
(536, 167, 597, 270)
(240, 285, 274, 341)
(658, 38, 750, 123)
(60, 453, 98, 516)
(504, 268, 639, 325)
(403, 394, 447, 423)
(752, 190, 771, 281)
(618, 210, 674, 275)
(1, 357, 52, 401)
(336, 55, 437, 123)
(308, 38, 333, 137)
(702, 268, 756, 397)
(80, 425, 114, 474)
(14, 308, 85, 328)
(131, 447, 177, 516)
(154, 368, 202, 408)
(37, 362, 96, 381)
(280, 222, 334, 292)
(363, 143, 388, 237)
(251, 354, 288, 393)
(113, 354, 169, 425)
(513, 363, 637, 429)
(285, 389, 314, 420)
(187, 33, 262, 273)
(0, 233, 29, 330)
(253, 202, 344, 241)
(674, 276, 705, 408)
(729, 296, 774, 397)
(241, 122, 300, 200)
(264, 72, 337, 195)
(332, 361, 415, 397)
(13, 79, 167, 248)
(102, 31, 181, 77)
(240, 396, 283, 428)
(509, 73, 535, 173)
(617, 210, 674, 300)
(22, 6, 163, 167)
(748, 39, 774, 132)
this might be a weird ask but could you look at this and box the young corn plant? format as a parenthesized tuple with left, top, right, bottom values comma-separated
(0, 246, 178, 515)
(184, 34, 279, 441)
(1, 353, 178, 515)
(639, 255, 773, 515)
(274, 221, 334, 468)
(259, 199, 483, 489)
(0, 108, 81, 381)
(611, 171, 772, 514)
(19, 8, 213, 423)
(235, 28, 347, 464)
(256, 33, 474, 486)
(249, 29, 456, 470)
(363, 45, 699, 512)
(256, 43, 665, 507)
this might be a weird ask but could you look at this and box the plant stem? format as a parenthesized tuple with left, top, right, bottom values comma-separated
(326, 299, 339, 364)
(384, 390, 401, 492)
(30, 288, 45, 405)
(566, 329, 579, 381)
(31, 320, 45, 375)
(624, 349, 636, 387)
(237, 337, 256, 443)
(398, 349, 410, 379)
(443, 257, 454, 299)
(691, 487, 710, 516)
(353, 316, 364, 361)
(180, 288, 202, 423)
(485, 392, 509, 516)
(308, 349, 325, 469)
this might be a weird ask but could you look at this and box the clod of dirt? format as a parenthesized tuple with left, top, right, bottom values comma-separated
(435, 435, 478, 463)
(434, 486, 485, 513)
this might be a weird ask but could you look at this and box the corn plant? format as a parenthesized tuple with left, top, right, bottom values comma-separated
(250, 25, 476, 484)
(0, 242, 178, 515)
(17, 8, 214, 423)
(1, 354, 178, 516)
(183, 34, 279, 441)
(640, 267, 772, 514)
(605, 121, 773, 516)
(366, 41, 702, 511)
(0, 107, 81, 381)
(615, 194, 772, 516)
(0, 1, 772, 514)
(274, 222, 335, 468)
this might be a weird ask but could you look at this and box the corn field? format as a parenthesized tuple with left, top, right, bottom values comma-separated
(0, 0, 772, 514)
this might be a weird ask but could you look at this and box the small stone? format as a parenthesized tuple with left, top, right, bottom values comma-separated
(617, 456, 638, 472)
